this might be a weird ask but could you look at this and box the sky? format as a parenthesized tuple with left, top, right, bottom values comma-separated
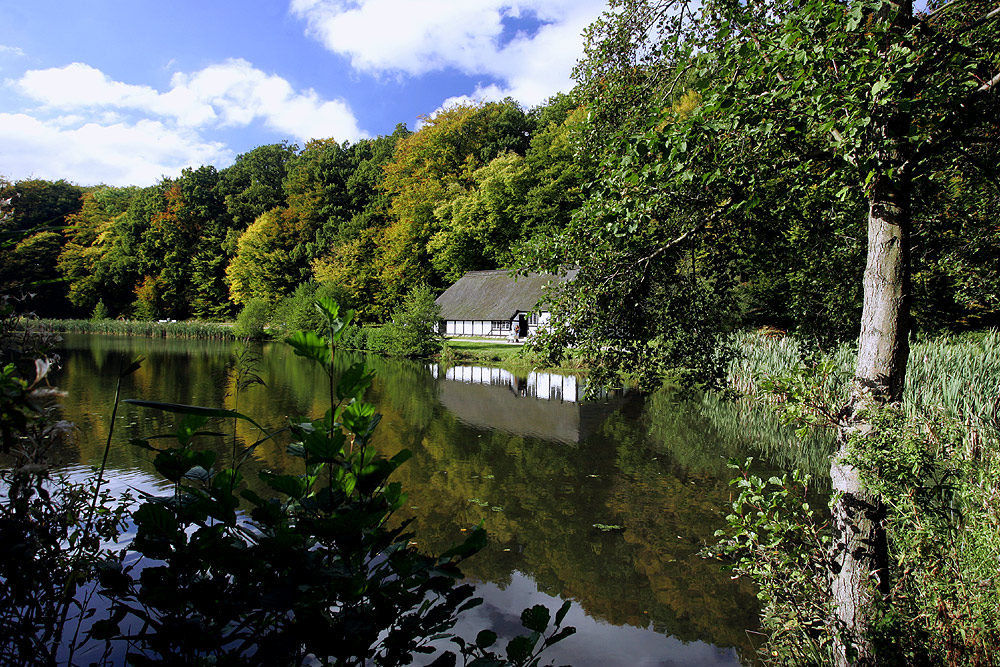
(0, 0, 608, 188)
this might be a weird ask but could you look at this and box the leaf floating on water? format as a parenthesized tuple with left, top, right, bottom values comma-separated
(593, 523, 623, 532)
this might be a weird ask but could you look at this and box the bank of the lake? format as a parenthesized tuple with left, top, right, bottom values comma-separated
(33, 317, 584, 375)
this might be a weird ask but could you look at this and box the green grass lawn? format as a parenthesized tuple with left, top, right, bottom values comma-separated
(441, 339, 585, 375)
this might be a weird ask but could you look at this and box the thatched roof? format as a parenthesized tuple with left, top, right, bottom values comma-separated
(435, 269, 577, 320)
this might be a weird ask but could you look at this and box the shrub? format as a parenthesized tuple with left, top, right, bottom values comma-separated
(90, 299, 110, 321)
(270, 282, 319, 335)
(381, 284, 442, 358)
(233, 297, 273, 340)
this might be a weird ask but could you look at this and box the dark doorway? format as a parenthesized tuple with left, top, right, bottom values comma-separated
(517, 314, 527, 338)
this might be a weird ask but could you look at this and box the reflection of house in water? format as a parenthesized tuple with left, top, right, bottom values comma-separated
(429, 364, 628, 444)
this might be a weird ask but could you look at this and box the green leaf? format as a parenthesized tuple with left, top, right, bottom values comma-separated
(286, 330, 332, 367)
(870, 78, 889, 97)
(120, 356, 144, 379)
(315, 296, 340, 324)
(261, 472, 307, 499)
(337, 361, 375, 402)
(505, 635, 537, 664)
(123, 399, 268, 433)
(554, 599, 572, 627)
(183, 466, 212, 482)
(133, 502, 178, 536)
(88, 618, 121, 641)
(177, 414, 210, 446)
(543, 626, 576, 647)
(475, 629, 498, 649)
(301, 429, 347, 462)
(520, 604, 550, 633)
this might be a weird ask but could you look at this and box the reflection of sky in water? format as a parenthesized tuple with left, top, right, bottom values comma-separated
(46, 465, 169, 666)
(428, 572, 743, 667)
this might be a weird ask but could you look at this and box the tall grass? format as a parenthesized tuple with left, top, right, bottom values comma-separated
(33, 318, 238, 340)
(727, 329, 1000, 426)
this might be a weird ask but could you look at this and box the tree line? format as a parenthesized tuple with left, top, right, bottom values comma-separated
(0, 96, 590, 325)
(2, 61, 994, 345)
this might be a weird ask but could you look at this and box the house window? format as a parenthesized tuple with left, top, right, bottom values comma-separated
(491, 320, 511, 333)
(527, 313, 538, 325)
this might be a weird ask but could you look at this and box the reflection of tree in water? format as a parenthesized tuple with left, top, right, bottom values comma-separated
(378, 397, 762, 660)
(644, 386, 836, 485)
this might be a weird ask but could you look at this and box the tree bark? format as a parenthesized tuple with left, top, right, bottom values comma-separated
(831, 173, 911, 666)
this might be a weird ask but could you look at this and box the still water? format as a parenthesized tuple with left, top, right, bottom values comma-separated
(49, 334, 829, 666)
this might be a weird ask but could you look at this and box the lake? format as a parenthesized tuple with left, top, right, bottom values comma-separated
(48, 333, 830, 666)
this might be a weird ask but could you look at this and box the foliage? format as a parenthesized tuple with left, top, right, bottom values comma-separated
(233, 297, 273, 340)
(709, 460, 837, 665)
(0, 296, 131, 665)
(726, 330, 1000, 428)
(539, 0, 1000, 395)
(712, 397, 1000, 664)
(268, 281, 353, 337)
(380, 284, 443, 358)
(90, 299, 110, 322)
(845, 409, 1000, 665)
(448, 602, 577, 667)
(218, 142, 297, 230)
(373, 101, 533, 314)
(226, 208, 302, 306)
(33, 318, 238, 340)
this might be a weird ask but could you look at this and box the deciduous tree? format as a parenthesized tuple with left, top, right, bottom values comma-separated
(548, 0, 1000, 661)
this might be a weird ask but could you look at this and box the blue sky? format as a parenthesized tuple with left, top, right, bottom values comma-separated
(0, 0, 607, 187)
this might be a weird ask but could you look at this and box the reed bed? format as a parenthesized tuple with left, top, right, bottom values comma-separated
(727, 329, 1000, 426)
(32, 318, 238, 341)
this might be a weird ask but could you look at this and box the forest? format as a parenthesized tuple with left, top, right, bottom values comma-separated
(0, 96, 591, 326)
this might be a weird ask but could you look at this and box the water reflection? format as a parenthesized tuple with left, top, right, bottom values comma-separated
(428, 364, 629, 444)
(43, 334, 835, 666)
(430, 364, 586, 402)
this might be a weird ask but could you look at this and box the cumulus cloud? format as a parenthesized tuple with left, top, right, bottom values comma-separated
(4, 59, 367, 186)
(289, 0, 605, 108)
(14, 59, 366, 143)
(0, 112, 231, 186)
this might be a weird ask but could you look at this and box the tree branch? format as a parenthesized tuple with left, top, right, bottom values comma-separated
(599, 205, 725, 289)
(977, 70, 1000, 94)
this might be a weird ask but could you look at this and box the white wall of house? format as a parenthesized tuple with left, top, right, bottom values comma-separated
(440, 312, 550, 338)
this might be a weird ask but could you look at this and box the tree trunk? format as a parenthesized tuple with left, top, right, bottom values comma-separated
(831, 173, 910, 666)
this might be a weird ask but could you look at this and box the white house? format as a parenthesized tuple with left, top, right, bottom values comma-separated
(435, 269, 577, 339)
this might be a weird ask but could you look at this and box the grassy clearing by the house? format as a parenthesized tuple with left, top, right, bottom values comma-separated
(440, 339, 586, 375)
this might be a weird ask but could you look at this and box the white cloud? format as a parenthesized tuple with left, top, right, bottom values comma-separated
(0, 45, 26, 57)
(0, 112, 232, 186)
(13, 59, 366, 143)
(3, 59, 368, 185)
(290, 0, 606, 108)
